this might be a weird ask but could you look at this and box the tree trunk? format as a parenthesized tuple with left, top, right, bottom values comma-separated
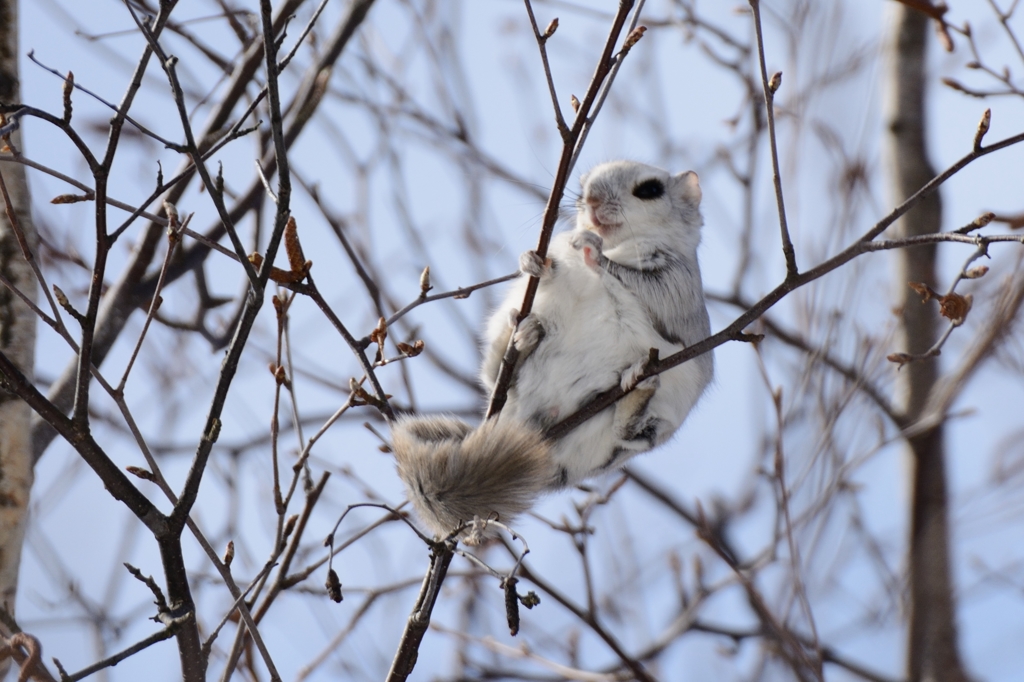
(887, 6, 968, 682)
(0, 0, 36, 639)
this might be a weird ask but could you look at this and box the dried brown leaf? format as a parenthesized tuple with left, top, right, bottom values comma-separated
(908, 281, 938, 302)
(938, 292, 972, 325)
(396, 340, 425, 357)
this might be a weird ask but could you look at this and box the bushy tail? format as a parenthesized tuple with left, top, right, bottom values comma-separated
(392, 415, 553, 539)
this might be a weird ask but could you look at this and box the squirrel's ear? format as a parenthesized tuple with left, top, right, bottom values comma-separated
(672, 171, 701, 206)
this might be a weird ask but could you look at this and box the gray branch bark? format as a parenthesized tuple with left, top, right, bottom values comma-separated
(887, 6, 968, 682)
(0, 0, 36, 642)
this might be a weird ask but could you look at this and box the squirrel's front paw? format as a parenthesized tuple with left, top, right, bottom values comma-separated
(513, 315, 545, 354)
(570, 230, 605, 270)
(519, 250, 550, 278)
(621, 358, 659, 392)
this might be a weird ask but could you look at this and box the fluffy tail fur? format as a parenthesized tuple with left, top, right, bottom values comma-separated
(392, 415, 553, 539)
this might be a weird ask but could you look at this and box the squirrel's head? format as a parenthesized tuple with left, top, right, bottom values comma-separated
(575, 160, 703, 251)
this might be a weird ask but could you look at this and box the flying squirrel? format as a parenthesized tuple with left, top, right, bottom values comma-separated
(392, 160, 714, 540)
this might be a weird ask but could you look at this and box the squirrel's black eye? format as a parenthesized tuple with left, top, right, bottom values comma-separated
(632, 178, 665, 200)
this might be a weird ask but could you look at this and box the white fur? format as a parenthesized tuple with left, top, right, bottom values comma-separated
(481, 161, 713, 486)
(393, 161, 714, 538)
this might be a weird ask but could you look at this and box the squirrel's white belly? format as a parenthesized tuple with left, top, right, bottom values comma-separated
(501, 235, 664, 485)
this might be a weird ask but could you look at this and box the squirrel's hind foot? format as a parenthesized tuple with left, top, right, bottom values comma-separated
(513, 315, 545, 355)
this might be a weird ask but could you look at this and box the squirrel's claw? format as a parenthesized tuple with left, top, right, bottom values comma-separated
(513, 315, 545, 354)
(519, 250, 550, 278)
(571, 230, 605, 270)
(621, 358, 659, 392)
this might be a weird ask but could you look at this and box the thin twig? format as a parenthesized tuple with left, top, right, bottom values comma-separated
(288, 508, 403, 586)
(505, 546, 656, 682)
(27, 50, 181, 149)
(0, 105, 99, 171)
(60, 626, 177, 682)
(567, 0, 648, 172)
(367, 271, 520, 347)
(255, 159, 279, 203)
(0, 166, 66, 329)
(0, 633, 58, 682)
(434, 623, 617, 682)
(708, 291, 902, 424)
(696, 507, 821, 681)
(201, 560, 281, 657)
(689, 621, 904, 682)
(523, 0, 570, 139)
(218, 476, 330, 679)
(766, 377, 823, 674)
(298, 278, 395, 420)
(386, 540, 457, 682)
(125, 0, 260, 288)
(278, 0, 333, 71)
(116, 213, 190, 392)
(749, 0, 798, 279)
